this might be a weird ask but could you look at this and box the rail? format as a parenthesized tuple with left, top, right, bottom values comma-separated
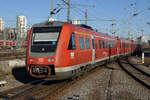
(118, 57, 150, 90)
(0, 63, 105, 100)
(0, 79, 46, 99)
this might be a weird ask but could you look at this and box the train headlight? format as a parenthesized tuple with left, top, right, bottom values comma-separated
(30, 58, 33, 62)
(48, 59, 51, 62)
(51, 58, 55, 62)
(30, 58, 36, 62)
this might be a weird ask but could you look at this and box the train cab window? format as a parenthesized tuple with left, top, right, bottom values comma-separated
(99, 40, 101, 48)
(68, 33, 76, 50)
(79, 37, 84, 50)
(86, 38, 90, 49)
(31, 27, 62, 53)
(103, 40, 105, 48)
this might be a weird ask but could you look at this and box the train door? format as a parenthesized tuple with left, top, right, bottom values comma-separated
(120, 40, 122, 55)
(131, 40, 134, 53)
(117, 38, 120, 57)
(91, 35, 95, 64)
(123, 42, 125, 56)
(108, 41, 111, 62)
(115, 40, 118, 56)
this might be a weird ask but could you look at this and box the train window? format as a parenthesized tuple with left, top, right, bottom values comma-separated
(86, 38, 90, 49)
(68, 33, 76, 50)
(95, 41, 97, 49)
(123, 43, 125, 48)
(92, 39, 95, 49)
(99, 40, 101, 48)
(108, 42, 110, 48)
(79, 37, 84, 50)
(108, 41, 112, 48)
(103, 40, 105, 48)
(106, 40, 107, 48)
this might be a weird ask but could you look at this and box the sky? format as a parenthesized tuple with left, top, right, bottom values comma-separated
(0, 0, 150, 38)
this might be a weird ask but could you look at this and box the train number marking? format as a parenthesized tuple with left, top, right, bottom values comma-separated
(102, 52, 108, 56)
(39, 58, 44, 62)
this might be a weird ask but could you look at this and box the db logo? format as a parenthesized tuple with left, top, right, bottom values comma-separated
(102, 52, 108, 56)
(39, 58, 44, 62)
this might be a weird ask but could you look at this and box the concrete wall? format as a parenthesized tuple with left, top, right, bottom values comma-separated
(0, 59, 25, 74)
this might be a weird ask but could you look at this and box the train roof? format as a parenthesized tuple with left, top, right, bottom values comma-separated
(119, 38, 133, 43)
(32, 20, 116, 40)
(76, 24, 93, 30)
(71, 23, 116, 40)
(33, 21, 65, 27)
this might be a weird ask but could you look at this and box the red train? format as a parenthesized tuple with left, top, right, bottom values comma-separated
(0, 40, 27, 47)
(26, 21, 137, 80)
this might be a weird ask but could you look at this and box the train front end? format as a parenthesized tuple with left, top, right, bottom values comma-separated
(26, 21, 63, 79)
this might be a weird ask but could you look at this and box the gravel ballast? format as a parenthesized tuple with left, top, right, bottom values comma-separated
(57, 62, 150, 100)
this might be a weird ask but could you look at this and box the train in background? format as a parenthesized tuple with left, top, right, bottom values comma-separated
(26, 20, 138, 80)
(0, 40, 27, 48)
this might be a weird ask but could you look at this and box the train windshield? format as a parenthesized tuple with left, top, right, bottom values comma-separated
(31, 27, 62, 53)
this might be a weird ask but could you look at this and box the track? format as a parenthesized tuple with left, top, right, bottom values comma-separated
(0, 79, 46, 99)
(0, 55, 25, 61)
(118, 57, 150, 90)
(0, 78, 73, 100)
(9, 80, 68, 100)
(0, 64, 105, 100)
(0, 79, 69, 100)
(0, 50, 25, 61)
